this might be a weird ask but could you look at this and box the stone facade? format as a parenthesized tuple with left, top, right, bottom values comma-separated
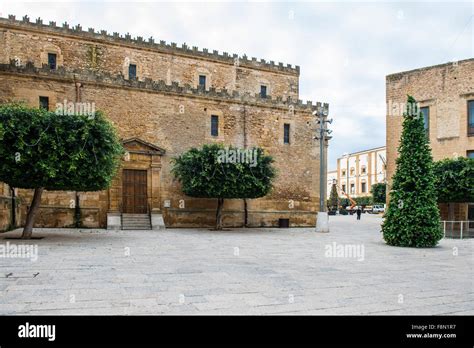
(0, 15, 328, 230)
(328, 147, 386, 199)
(386, 58, 474, 221)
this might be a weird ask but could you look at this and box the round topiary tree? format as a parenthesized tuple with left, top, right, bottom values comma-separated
(172, 143, 276, 230)
(382, 95, 443, 247)
(371, 182, 386, 204)
(433, 157, 474, 203)
(0, 103, 124, 239)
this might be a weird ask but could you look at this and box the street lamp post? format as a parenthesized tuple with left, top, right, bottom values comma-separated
(313, 103, 332, 232)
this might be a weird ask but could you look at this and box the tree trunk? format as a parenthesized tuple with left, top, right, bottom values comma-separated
(243, 199, 248, 228)
(22, 187, 44, 239)
(216, 198, 224, 230)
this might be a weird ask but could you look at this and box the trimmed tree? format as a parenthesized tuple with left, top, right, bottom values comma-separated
(371, 183, 386, 204)
(382, 95, 443, 247)
(433, 157, 474, 203)
(172, 143, 276, 230)
(328, 183, 339, 211)
(0, 103, 124, 239)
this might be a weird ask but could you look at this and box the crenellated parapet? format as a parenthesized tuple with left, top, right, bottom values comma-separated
(0, 60, 325, 112)
(1, 15, 300, 75)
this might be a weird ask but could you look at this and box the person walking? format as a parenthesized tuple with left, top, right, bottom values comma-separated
(356, 207, 362, 220)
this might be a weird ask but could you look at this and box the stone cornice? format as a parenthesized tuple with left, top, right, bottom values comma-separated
(0, 61, 327, 113)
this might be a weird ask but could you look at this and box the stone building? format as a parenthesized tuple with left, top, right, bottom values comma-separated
(328, 147, 386, 199)
(386, 58, 474, 222)
(0, 15, 328, 231)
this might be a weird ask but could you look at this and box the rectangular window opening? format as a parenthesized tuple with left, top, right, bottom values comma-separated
(129, 64, 137, 79)
(283, 123, 290, 144)
(211, 115, 219, 137)
(39, 96, 49, 110)
(48, 53, 57, 70)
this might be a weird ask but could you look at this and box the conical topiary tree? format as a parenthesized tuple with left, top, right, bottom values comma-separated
(328, 183, 339, 211)
(382, 95, 443, 247)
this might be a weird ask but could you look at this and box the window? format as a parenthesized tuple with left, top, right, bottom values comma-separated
(350, 168, 355, 176)
(467, 150, 474, 159)
(128, 64, 137, 79)
(260, 85, 267, 98)
(350, 183, 355, 194)
(39, 96, 49, 110)
(199, 75, 206, 89)
(342, 170, 346, 176)
(468, 100, 474, 136)
(47, 53, 57, 70)
(361, 166, 366, 174)
(211, 115, 219, 136)
(420, 106, 429, 137)
(341, 184, 346, 193)
(361, 182, 366, 193)
(283, 123, 290, 144)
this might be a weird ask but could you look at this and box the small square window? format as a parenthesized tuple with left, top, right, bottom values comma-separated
(129, 64, 137, 79)
(39, 96, 49, 110)
(342, 170, 346, 176)
(260, 85, 267, 98)
(361, 166, 366, 174)
(467, 150, 474, 159)
(199, 75, 206, 89)
(211, 115, 219, 136)
(283, 123, 290, 144)
(48, 53, 57, 70)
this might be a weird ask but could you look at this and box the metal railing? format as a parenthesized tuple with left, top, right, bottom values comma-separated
(441, 221, 474, 239)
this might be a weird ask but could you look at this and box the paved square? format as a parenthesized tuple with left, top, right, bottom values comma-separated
(0, 215, 472, 315)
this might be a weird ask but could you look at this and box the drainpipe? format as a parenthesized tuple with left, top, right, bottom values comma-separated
(10, 186, 16, 229)
(74, 81, 82, 227)
(243, 105, 248, 227)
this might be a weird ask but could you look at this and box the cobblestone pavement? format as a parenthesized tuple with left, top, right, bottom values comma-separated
(0, 214, 472, 315)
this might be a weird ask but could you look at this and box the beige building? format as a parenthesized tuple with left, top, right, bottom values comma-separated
(386, 58, 474, 221)
(0, 15, 328, 231)
(328, 147, 386, 198)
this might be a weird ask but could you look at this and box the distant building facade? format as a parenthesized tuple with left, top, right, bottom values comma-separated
(386, 58, 474, 221)
(328, 146, 386, 198)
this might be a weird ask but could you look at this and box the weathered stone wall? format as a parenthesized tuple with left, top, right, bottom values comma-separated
(0, 65, 322, 228)
(0, 16, 299, 100)
(386, 59, 474, 179)
(385, 59, 474, 219)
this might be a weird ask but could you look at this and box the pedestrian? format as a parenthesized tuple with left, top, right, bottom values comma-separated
(356, 207, 362, 220)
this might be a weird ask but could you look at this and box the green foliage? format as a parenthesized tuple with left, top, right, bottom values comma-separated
(339, 198, 350, 208)
(382, 96, 442, 247)
(328, 183, 339, 211)
(355, 196, 373, 206)
(371, 183, 386, 203)
(433, 157, 474, 203)
(172, 143, 276, 199)
(0, 103, 124, 191)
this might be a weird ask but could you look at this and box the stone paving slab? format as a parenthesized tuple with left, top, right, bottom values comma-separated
(0, 214, 472, 315)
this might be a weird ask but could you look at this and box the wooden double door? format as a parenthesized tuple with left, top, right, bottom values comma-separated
(122, 169, 148, 214)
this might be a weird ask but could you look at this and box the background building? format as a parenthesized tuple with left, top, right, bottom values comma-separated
(328, 146, 386, 198)
(386, 58, 474, 221)
(0, 15, 328, 230)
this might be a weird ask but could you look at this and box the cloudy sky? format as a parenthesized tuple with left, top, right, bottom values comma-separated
(0, 1, 472, 169)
